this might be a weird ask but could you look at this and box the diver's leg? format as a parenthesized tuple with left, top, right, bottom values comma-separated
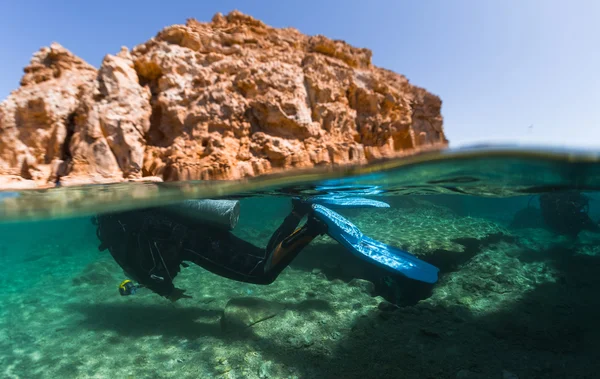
(265, 198, 313, 252)
(262, 215, 326, 281)
(181, 202, 323, 285)
(180, 229, 275, 284)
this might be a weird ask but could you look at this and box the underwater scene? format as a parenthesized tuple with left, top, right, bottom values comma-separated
(2, 147, 600, 379)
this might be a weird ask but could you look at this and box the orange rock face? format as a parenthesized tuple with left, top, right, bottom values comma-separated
(0, 11, 447, 189)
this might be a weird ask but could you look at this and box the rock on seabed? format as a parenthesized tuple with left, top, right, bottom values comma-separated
(0, 10, 447, 189)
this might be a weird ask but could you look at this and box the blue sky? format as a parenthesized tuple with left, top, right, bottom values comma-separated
(1, 0, 598, 148)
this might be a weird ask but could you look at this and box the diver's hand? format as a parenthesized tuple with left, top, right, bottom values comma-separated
(167, 288, 193, 302)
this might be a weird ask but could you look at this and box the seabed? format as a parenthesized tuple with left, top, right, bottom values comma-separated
(2, 195, 600, 379)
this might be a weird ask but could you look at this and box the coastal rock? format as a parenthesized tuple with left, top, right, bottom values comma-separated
(0, 43, 97, 187)
(0, 11, 447, 189)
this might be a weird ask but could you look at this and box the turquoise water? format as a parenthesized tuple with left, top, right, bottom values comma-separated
(2, 146, 600, 378)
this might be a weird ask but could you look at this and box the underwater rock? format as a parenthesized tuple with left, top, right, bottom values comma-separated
(348, 278, 375, 296)
(502, 369, 519, 379)
(423, 240, 558, 314)
(377, 300, 399, 312)
(288, 333, 314, 349)
(221, 297, 285, 332)
(456, 369, 483, 379)
(0, 10, 447, 190)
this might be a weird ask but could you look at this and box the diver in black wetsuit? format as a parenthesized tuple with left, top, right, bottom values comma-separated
(539, 191, 600, 238)
(93, 199, 326, 301)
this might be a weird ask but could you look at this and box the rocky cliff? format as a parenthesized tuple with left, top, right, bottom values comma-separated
(0, 11, 447, 189)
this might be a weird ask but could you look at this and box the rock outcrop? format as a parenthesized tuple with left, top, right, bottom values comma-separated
(0, 11, 447, 189)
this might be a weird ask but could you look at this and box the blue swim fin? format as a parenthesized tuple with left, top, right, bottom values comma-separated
(316, 176, 385, 193)
(311, 204, 439, 284)
(306, 195, 390, 209)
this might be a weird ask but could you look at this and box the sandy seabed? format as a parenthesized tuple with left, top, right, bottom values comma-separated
(2, 199, 600, 379)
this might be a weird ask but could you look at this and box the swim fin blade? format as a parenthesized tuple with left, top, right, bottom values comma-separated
(311, 204, 439, 284)
(303, 196, 390, 209)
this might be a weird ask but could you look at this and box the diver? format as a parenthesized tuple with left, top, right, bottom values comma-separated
(93, 197, 439, 302)
(539, 191, 600, 238)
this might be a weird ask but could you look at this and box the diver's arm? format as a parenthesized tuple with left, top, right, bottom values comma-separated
(96, 210, 188, 300)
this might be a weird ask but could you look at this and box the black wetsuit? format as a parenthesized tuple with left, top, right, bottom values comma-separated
(539, 191, 600, 238)
(93, 200, 325, 300)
